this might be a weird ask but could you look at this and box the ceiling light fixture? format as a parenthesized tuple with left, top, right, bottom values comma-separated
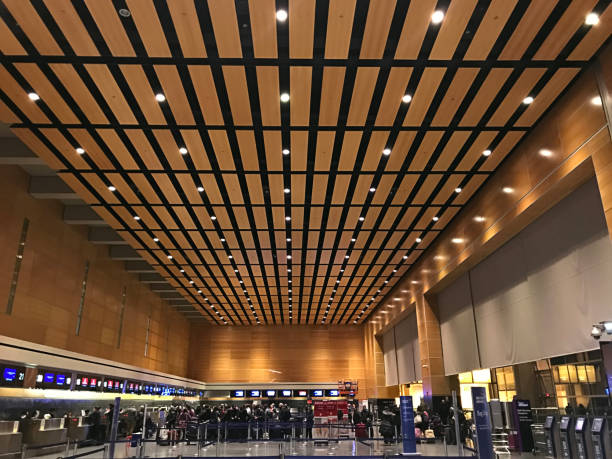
(108, 186, 116, 192)
(284, 188, 290, 194)
(133, 216, 140, 220)
(539, 149, 553, 157)
(483, 149, 492, 157)
(382, 148, 391, 156)
(455, 187, 462, 193)
(282, 149, 290, 155)
(522, 96, 534, 105)
(276, 9, 288, 21)
(585, 12, 600, 25)
(197, 186, 204, 192)
(402, 94, 412, 103)
(76, 147, 85, 154)
(179, 147, 188, 155)
(591, 96, 603, 106)
(502, 187, 514, 194)
(474, 216, 485, 223)
(167, 255, 173, 259)
(416, 237, 422, 243)
(211, 215, 217, 220)
(285, 216, 291, 221)
(155, 93, 166, 102)
(286, 238, 291, 242)
(431, 10, 445, 24)
(432, 216, 439, 221)
(359, 216, 365, 221)
(451, 238, 464, 244)
(28, 92, 40, 101)
(153, 237, 159, 242)
(280, 93, 290, 103)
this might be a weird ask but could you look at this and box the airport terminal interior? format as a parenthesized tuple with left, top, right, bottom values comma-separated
(0, 1, 611, 458)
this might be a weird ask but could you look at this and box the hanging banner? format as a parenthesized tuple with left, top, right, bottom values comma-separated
(399, 395, 417, 454)
(471, 387, 493, 459)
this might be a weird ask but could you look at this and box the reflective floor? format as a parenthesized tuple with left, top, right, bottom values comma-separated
(35, 439, 524, 458)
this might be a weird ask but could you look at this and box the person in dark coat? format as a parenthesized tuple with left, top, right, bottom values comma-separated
(379, 411, 395, 444)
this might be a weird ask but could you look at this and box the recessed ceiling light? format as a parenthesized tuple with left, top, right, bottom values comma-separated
(345, 255, 349, 259)
(28, 92, 40, 101)
(287, 255, 292, 259)
(211, 215, 217, 220)
(431, 10, 445, 24)
(118, 8, 131, 17)
(451, 238, 464, 244)
(336, 280, 340, 283)
(76, 147, 85, 154)
(416, 237, 422, 243)
(432, 216, 439, 221)
(591, 96, 602, 106)
(483, 149, 492, 157)
(220, 238, 226, 242)
(153, 237, 159, 242)
(340, 269, 344, 272)
(108, 186, 116, 191)
(228, 255, 233, 259)
(286, 238, 291, 242)
(284, 188, 290, 194)
(411, 280, 419, 285)
(285, 216, 291, 221)
(287, 268, 291, 272)
(522, 96, 534, 105)
(369, 187, 376, 193)
(167, 255, 173, 259)
(539, 149, 553, 157)
(393, 269, 397, 273)
(474, 216, 485, 223)
(180, 269, 185, 273)
(502, 187, 514, 194)
(197, 186, 204, 192)
(280, 93, 290, 102)
(282, 149, 290, 155)
(433, 255, 445, 261)
(403, 255, 408, 260)
(234, 269, 239, 272)
(179, 147, 188, 155)
(382, 148, 391, 156)
(585, 12, 599, 25)
(455, 187, 462, 193)
(198, 290, 202, 294)
(276, 9, 288, 21)
(359, 216, 365, 221)
(133, 215, 140, 220)
(351, 238, 356, 242)
(402, 94, 412, 103)
(155, 93, 166, 102)
(189, 280, 194, 284)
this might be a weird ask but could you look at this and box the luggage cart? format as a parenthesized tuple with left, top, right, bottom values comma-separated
(530, 423, 547, 455)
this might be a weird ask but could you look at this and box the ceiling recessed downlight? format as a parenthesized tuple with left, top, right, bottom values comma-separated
(276, 9, 288, 21)
(28, 92, 40, 101)
(483, 149, 492, 157)
(585, 12, 599, 25)
(431, 10, 445, 24)
(280, 93, 290, 102)
(382, 148, 391, 156)
(179, 147, 188, 155)
(155, 93, 166, 102)
(402, 94, 412, 103)
(522, 96, 534, 105)
(76, 147, 85, 154)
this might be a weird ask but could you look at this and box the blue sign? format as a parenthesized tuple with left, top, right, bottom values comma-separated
(399, 395, 417, 454)
(471, 386, 494, 459)
(44, 373, 55, 383)
(3, 368, 16, 382)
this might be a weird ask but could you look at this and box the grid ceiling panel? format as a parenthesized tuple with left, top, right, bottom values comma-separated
(0, 0, 609, 325)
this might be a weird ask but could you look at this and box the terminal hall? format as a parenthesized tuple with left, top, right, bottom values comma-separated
(0, 1, 611, 458)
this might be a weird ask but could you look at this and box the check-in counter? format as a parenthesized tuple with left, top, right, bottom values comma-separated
(0, 421, 21, 459)
(66, 417, 90, 442)
(20, 418, 67, 457)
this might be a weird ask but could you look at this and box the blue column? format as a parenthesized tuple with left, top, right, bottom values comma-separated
(399, 395, 417, 454)
(471, 387, 494, 459)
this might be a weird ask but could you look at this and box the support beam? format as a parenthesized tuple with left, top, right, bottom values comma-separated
(159, 292, 183, 299)
(29, 176, 78, 199)
(63, 205, 105, 225)
(167, 299, 191, 306)
(88, 227, 127, 245)
(150, 283, 175, 292)
(124, 261, 155, 273)
(0, 138, 45, 165)
(139, 273, 165, 283)
(109, 246, 141, 261)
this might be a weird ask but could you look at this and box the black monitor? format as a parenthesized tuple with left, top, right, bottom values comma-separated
(310, 389, 323, 397)
(265, 390, 277, 397)
(279, 389, 292, 397)
(249, 390, 261, 397)
(296, 390, 308, 397)
(231, 390, 245, 398)
(326, 389, 340, 397)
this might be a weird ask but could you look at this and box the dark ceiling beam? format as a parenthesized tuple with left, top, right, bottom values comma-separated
(0, 138, 45, 166)
(63, 205, 106, 226)
(88, 227, 127, 245)
(149, 283, 175, 292)
(109, 246, 141, 261)
(124, 261, 155, 273)
(29, 176, 78, 200)
(139, 272, 165, 283)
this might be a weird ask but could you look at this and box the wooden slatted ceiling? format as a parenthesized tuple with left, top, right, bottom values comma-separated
(0, 0, 609, 326)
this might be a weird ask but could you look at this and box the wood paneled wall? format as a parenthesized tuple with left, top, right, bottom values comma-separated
(188, 323, 366, 387)
(0, 165, 190, 377)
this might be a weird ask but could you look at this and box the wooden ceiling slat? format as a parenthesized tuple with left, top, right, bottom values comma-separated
(208, 130, 236, 171)
(351, 174, 373, 205)
(372, 175, 397, 205)
(128, 173, 162, 204)
(318, 67, 346, 126)
(236, 130, 259, 171)
(568, 4, 612, 61)
(480, 131, 525, 172)
(394, 0, 437, 59)
(223, 173, 244, 205)
(0, 98, 20, 124)
(431, 68, 480, 126)
(361, 131, 388, 171)
(432, 131, 472, 171)
(0, 17, 25, 55)
(43, 0, 99, 56)
(487, 68, 546, 126)
(375, 67, 413, 126)
(267, 174, 284, 205)
(181, 129, 212, 170)
(289, 0, 316, 58)
(324, 0, 357, 59)
(124, 130, 163, 170)
(85, 64, 137, 124)
(290, 67, 312, 126)
(314, 132, 335, 171)
(154, 173, 182, 204)
(0, 67, 49, 123)
(412, 175, 441, 205)
(456, 131, 499, 170)
(460, 68, 514, 126)
(264, 130, 283, 171)
(311, 175, 328, 205)
(57, 173, 97, 204)
(429, 0, 478, 60)
(245, 175, 265, 205)
(291, 174, 306, 205)
(464, 0, 517, 60)
(403, 67, 446, 126)
(68, 128, 114, 169)
(3, 0, 61, 54)
(337, 131, 363, 171)
(199, 173, 224, 204)
(534, 0, 598, 60)
(248, 0, 277, 59)
(432, 174, 465, 205)
(498, 0, 556, 60)
(206, 0, 242, 58)
(155, 65, 195, 125)
(105, 173, 140, 204)
(188, 66, 224, 125)
(359, 0, 395, 59)
(516, 68, 579, 126)
(175, 174, 203, 205)
(222, 66, 253, 126)
(39, 128, 90, 170)
(347, 67, 379, 126)
(152, 129, 188, 170)
(408, 131, 444, 171)
(256, 66, 281, 126)
(125, 0, 171, 57)
(84, 0, 136, 57)
(392, 175, 419, 205)
(167, 0, 207, 58)
(290, 131, 309, 171)
(120, 65, 166, 124)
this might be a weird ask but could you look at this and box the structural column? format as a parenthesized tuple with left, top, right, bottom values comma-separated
(415, 291, 450, 407)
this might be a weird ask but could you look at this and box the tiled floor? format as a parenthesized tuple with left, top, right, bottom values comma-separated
(34, 438, 525, 458)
